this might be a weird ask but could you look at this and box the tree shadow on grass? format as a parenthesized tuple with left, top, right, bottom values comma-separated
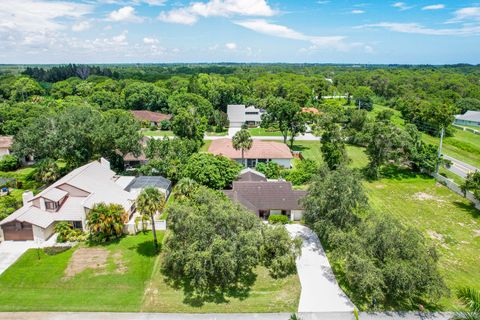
(129, 240, 160, 257)
(362, 164, 429, 182)
(453, 200, 480, 219)
(162, 269, 257, 307)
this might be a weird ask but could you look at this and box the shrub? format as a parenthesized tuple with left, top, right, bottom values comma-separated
(86, 203, 126, 243)
(55, 222, 85, 243)
(256, 161, 282, 179)
(268, 214, 289, 224)
(284, 159, 318, 185)
(44, 246, 71, 255)
(0, 155, 20, 172)
(160, 120, 171, 130)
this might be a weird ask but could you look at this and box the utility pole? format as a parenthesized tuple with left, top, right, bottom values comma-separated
(435, 127, 445, 174)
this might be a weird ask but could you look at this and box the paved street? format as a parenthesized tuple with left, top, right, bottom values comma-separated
(285, 224, 354, 313)
(443, 154, 478, 178)
(0, 312, 454, 320)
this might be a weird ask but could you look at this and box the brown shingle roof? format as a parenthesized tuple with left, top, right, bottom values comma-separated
(224, 181, 306, 212)
(0, 136, 13, 149)
(130, 110, 171, 122)
(208, 138, 292, 160)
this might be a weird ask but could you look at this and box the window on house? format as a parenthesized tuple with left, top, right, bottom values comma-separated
(245, 112, 259, 115)
(45, 201, 59, 210)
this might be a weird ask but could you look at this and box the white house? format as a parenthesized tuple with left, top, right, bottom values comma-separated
(454, 110, 480, 127)
(208, 138, 293, 168)
(0, 158, 171, 242)
(227, 104, 265, 128)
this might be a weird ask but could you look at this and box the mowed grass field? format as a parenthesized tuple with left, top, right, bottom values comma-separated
(0, 231, 300, 312)
(296, 139, 480, 309)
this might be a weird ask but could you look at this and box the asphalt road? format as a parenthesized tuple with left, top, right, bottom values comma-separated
(443, 154, 478, 178)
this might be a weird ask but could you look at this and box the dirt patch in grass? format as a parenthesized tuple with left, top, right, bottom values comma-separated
(64, 248, 109, 279)
(474, 230, 480, 238)
(413, 192, 445, 202)
(112, 252, 128, 274)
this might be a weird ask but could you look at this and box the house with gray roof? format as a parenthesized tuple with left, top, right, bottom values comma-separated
(454, 110, 480, 127)
(224, 170, 306, 221)
(227, 104, 265, 128)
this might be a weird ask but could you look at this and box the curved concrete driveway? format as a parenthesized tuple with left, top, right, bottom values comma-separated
(286, 224, 354, 313)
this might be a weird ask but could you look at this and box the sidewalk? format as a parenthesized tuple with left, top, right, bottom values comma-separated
(0, 312, 454, 320)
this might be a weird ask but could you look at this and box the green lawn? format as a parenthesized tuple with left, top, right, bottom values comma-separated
(0, 232, 160, 311)
(142, 263, 300, 313)
(422, 128, 480, 168)
(248, 127, 283, 136)
(292, 140, 369, 169)
(200, 140, 212, 152)
(142, 130, 174, 137)
(0, 231, 300, 312)
(365, 175, 480, 310)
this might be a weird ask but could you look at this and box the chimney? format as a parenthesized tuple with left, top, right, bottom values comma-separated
(100, 157, 111, 170)
(22, 191, 34, 207)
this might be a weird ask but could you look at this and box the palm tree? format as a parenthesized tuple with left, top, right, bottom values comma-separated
(86, 203, 126, 242)
(232, 129, 253, 167)
(172, 178, 198, 200)
(453, 287, 480, 320)
(136, 187, 166, 252)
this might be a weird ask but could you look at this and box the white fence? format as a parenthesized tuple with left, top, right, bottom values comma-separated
(432, 173, 480, 210)
(453, 124, 480, 135)
(124, 220, 166, 234)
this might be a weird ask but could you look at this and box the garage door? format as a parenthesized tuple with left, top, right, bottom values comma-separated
(2, 222, 34, 241)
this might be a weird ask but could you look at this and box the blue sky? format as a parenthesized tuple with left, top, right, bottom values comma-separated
(0, 0, 479, 64)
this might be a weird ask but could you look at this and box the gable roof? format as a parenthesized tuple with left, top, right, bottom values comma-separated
(1, 159, 135, 228)
(455, 111, 480, 122)
(224, 181, 306, 212)
(227, 104, 246, 123)
(0, 136, 13, 149)
(130, 110, 171, 122)
(237, 168, 267, 182)
(208, 138, 292, 160)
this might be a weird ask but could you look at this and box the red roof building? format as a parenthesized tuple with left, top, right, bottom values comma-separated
(130, 110, 171, 126)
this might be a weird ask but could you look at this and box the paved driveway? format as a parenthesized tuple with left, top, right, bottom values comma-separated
(0, 236, 58, 275)
(285, 224, 354, 313)
(0, 241, 37, 275)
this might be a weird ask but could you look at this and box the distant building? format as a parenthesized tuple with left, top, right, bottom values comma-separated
(227, 104, 265, 128)
(0, 136, 13, 159)
(454, 110, 480, 127)
(208, 138, 293, 168)
(130, 110, 171, 127)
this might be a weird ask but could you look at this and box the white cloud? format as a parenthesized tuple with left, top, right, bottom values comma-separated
(317, 1, 330, 4)
(234, 19, 363, 52)
(158, 8, 199, 25)
(359, 22, 480, 36)
(143, 37, 159, 44)
(225, 42, 237, 49)
(107, 6, 144, 22)
(158, 0, 276, 25)
(351, 10, 365, 14)
(0, 0, 92, 34)
(72, 21, 91, 32)
(448, 7, 480, 22)
(392, 2, 413, 11)
(132, 0, 166, 5)
(422, 4, 445, 10)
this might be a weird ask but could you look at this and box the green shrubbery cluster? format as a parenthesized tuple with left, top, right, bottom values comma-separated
(268, 214, 289, 225)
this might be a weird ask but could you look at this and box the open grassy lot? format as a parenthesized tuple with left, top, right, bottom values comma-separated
(292, 140, 369, 169)
(248, 127, 283, 136)
(365, 174, 480, 310)
(0, 230, 300, 312)
(142, 262, 300, 313)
